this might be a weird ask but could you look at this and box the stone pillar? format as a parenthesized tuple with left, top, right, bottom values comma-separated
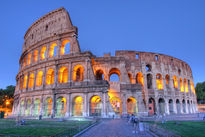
(102, 92, 106, 117)
(83, 93, 88, 117)
(23, 97, 26, 116)
(165, 99, 169, 115)
(31, 98, 34, 116)
(51, 94, 56, 117)
(40, 95, 44, 116)
(57, 39, 62, 57)
(122, 93, 127, 115)
(68, 62, 72, 83)
(26, 72, 30, 92)
(173, 100, 177, 114)
(68, 93, 72, 117)
(54, 65, 59, 87)
(42, 67, 46, 89)
(33, 71, 37, 90)
(65, 94, 69, 117)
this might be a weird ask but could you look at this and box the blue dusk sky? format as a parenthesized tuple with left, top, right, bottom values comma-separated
(0, 0, 204, 89)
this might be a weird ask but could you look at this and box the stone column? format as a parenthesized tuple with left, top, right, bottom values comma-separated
(33, 71, 37, 90)
(122, 93, 127, 115)
(42, 67, 46, 89)
(40, 95, 44, 116)
(165, 99, 169, 115)
(54, 65, 59, 87)
(31, 98, 34, 116)
(51, 94, 56, 118)
(57, 39, 62, 57)
(68, 93, 72, 117)
(65, 94, 69, 117)
(173, 100, 177, 114)
(83, 93, 88, 117)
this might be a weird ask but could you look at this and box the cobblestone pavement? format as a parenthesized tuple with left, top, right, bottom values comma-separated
(79, 119, 154, 137)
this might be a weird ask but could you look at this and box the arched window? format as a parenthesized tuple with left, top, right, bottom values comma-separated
(136, 72, 144, 86)
(20, 76, 23, 90)
(58, 67, 68, 83)
(72, 96, 83, 116)
(109, 68, 121, 82)
(36, 71, 43, 86)
(46, 69, 54, 85)
(156, 73, 163, 90)
(173, 75, 178, 88)
(28, 73, 34, 88)
(23, 56, 27, 67)
(165, 75, 170, 88)
(61, 40, 70, 55)
(147, 74, 153, 89)
(180, 78, 184, 92)
(49, 43, 57, 58)
(40, 47, 47, 60)
(73, 65, 84, 81)
(27, 53, 31, 66)
(33, 50, 38, 62)
(184, 79, 188, 92)
(56, 97, 66, 116)
(128, 73, 132, 83)
(96, 70, 104, 80)
(145, 64, 152, 72)
(191, 81, 195, 94)
(23, 74, 28, 89)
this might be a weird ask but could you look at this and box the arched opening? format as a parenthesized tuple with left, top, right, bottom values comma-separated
(40, 47, 47, 60)
(23, 57, 27, 67)
(33, 99, 40, 116)
(56, 97, 66, 117)
(44, 97, 52, 117)
(187, 100, 190, 113)
(182, 99, 186, 113)
(176, 99, 181, 114)
(33, 50, 38, 62)
(23, 74, 28, 89)
(109, 97, 121, 114)
(25, 99, 31, 116)
(128, 73, 132, 83)
(165, 75, 170, 88)
(191, 81, 195, 94)
(96, 70, 104, 80)
(72, 96, 83, 116)
(147, 74, 153, 89)
(109, 68, 121, 82)
(158, 98, 165, 114)
(27, 53, 31, 66)
(36, 71, 43, 86)
(20, 76, 23, 90)
(28, 73, 34, 88)
(156, 73, 163, 90)
(173, 75, 178, 88)
(46, 69, 54, 85)
(20, 100, 24, 115)
(58, 67, 68, 83)
(136, 72, 144, 86)
(184, 79, 188, 92)
(169, 99, 174, 114)
(180, 78, 184, 92)
(148, 98, 156, 116)
(90, 96, 102, 116)
(127, 97, 138, 114)
(49, 43, 57, 58)
(61, 40, 70, 55)
(73, 65, 84, 81)
(145, 64, 152, 72)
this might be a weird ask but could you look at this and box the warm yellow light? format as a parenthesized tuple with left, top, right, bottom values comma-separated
(27, 53, 31, 66)
(191, 81, 195, 94)
(40, 47, 46, 60)
(156, 74, 163, 90)
(75, 96, 83, 103)
(23, 57, 26, 67)
(49, 43, 57, 58)
(23, 74, 28, 89)
(73, 65, 84, 81)
(61, 40, 70, 55)
(33, 50, 38, 62)
(180, 78, 184, 92)
(36, 71, 43, 86)
(6, 100, 10, 105)
(46, 69, 54, 85)
(58, 67, 68, 83)
(173, 75, 178, 88)
(136, 72, 144, 86)
(184, 79, 188, 92)
(28, 73, 34, 88)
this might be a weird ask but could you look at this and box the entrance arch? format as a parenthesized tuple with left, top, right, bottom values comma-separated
(176, 99, 181, 114)
(158, 98, 165, 114)
(90, 96, 102, 116)
(56, 97, 66, 117)
(169, 99, 174, 114)
(148, 98, 156, 115)
(110, 97, 121, 114)
(72, 96, 83, 116)
(44, 97, 52, 117)
(127, 97, 138, 114)
(25, 99, 31, 116)
(33, 98, 40, 116)
(20, 100, 24, 115)
(182, 99, 186, 113)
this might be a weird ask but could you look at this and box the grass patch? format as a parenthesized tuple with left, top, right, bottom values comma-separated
(0, 119, 94, 136)
(152, 121, 205, 137)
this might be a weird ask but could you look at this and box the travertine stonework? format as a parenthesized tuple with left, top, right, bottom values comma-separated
(12, 8, 198, 118)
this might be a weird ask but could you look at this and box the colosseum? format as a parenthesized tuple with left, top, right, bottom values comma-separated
(12, 7, 198, 118)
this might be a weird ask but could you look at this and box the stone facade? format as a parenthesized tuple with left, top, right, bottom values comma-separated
(12, 7, 198, 118)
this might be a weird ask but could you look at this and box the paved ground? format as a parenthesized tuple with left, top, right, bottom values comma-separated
(79, 119, 154, 137)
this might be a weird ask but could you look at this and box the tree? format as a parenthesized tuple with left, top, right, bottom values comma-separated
(0, 85, 15, 107)
(195, 81, 205, 104)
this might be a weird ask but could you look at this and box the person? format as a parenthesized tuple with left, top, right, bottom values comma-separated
(133, 116, 139, 133)
(203, 114, 205, 120)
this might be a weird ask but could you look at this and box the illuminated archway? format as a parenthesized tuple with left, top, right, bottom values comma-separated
(61, 40, 70, 55)
(96, 70, 104, 80)
(156, 73, 163, 90)
(173, 75, 178, 88)
(147, 74, 153, 89)
(148, 98, 156, 116)
(109, 97, 121, 114)
(182, 99, 186, 113)
(136, 72, 144, 86)
(25, 99, 31, 116)
(40, 46, 47, 60)
(72, 96, 83, 116)
(109, 68, 121, 82)
(28, 73, 34, 88)
(56, 97, 66, 116)
(73, 65, 84, 81)
(127, 97, 138, 114)
(179, 78, 184, 92)
(33, 99, 40, 116)
(184, 79, 188, 92)
(46, 69, 54, 85)
(23, 74, 28, 89)
(36, 71, 43, 86)
(165, 75, 170, 88)
(90, 96, 102, 116)
(158, 98, 165, 114)
(44, 97, 52, 117)
(23, 57, 26, 67)
(27, 53, 31, 66)
(128, 73, 132, 83)
(49, 43, 57, 58)
(191, 81, 195, 94)
(58, 67, 68, 83)
(33, 50, 38, 62)
(20, 100, 24, 115)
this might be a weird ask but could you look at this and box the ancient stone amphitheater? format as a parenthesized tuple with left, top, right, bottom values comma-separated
(12, 7, 198, 118)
